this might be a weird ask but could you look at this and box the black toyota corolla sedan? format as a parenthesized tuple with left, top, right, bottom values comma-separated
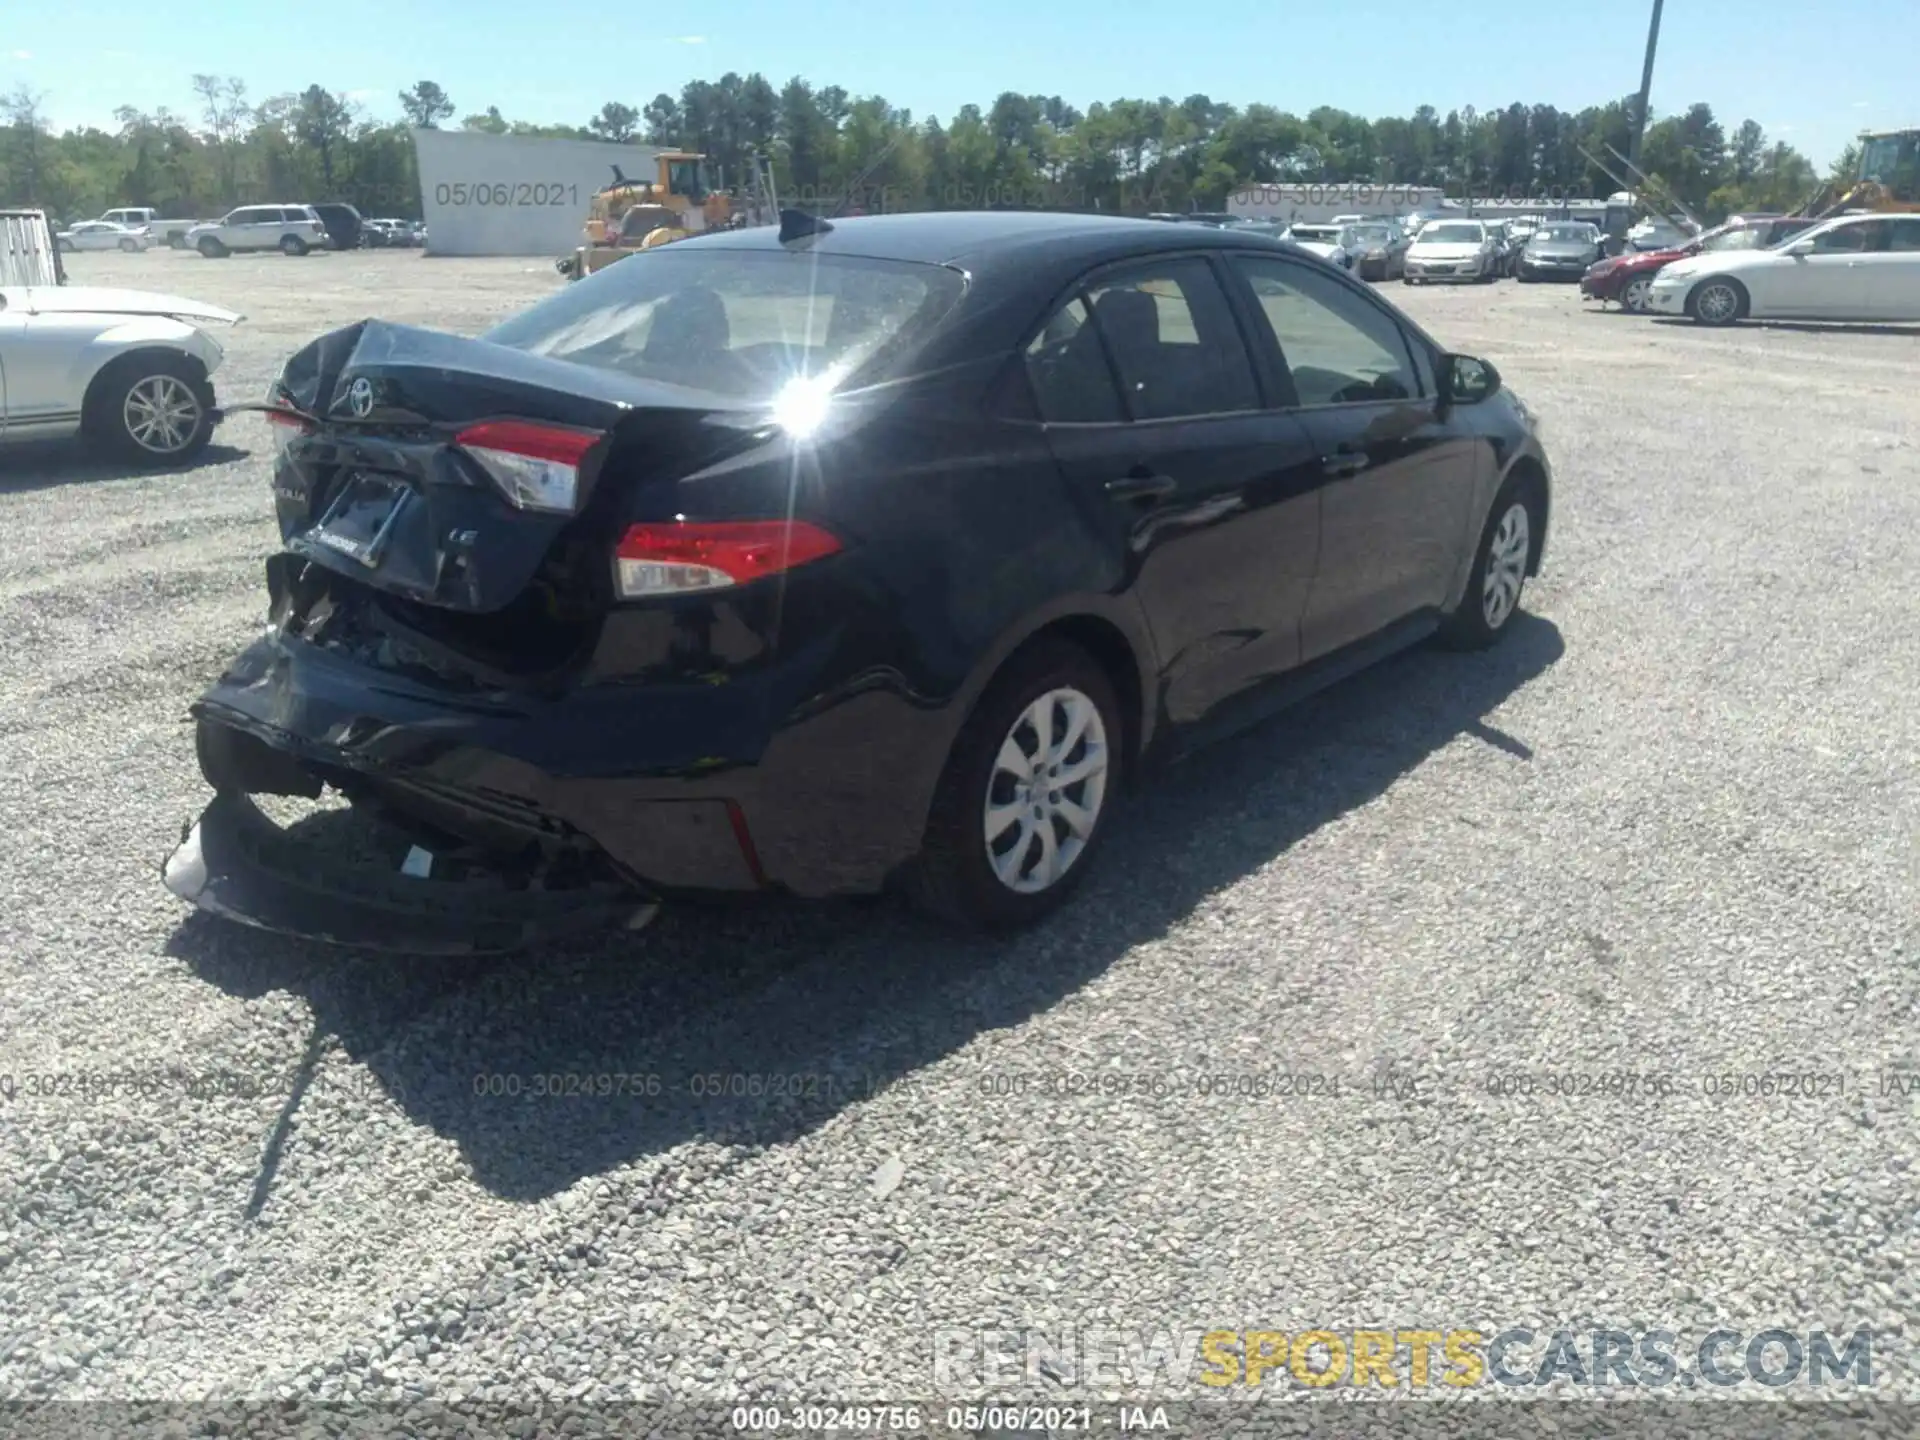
(162, 208, 1552, 952)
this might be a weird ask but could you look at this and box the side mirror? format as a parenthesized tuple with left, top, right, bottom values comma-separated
(1440, 353, 1500, 406)
(1786, 239, 1815, 257)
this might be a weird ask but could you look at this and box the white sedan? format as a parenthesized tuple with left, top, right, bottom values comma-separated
(56, 221, 152, 254)
(1647, 212, 1920, 325)
(1282, 223, 1356, 270)
(0, 286, 240, 464)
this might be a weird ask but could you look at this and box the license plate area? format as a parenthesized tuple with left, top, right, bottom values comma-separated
(312, 472, 409, 568)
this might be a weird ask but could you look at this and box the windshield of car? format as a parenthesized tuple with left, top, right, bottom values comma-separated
(1701, 227, 1765, 252)
(1418, 223, 1484, 244)
(1535, 224, 1594, 243)
(1349, 225, 1394, 246)
(483, 249, 965, 402)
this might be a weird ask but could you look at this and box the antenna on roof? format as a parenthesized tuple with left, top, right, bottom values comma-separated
(779, 209, 834, 243)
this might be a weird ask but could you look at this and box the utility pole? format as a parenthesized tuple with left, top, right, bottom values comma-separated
(1626, 0, 1665, 175)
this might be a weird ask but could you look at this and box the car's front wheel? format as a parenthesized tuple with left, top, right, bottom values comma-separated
(85, 354, 213, 467)
(1620, 275, 1653, 313)
(1438, 481, 1539, 650)
(196, 236, 227, 258)
(910, 638, 1122, 930)
(1687, 277, 1745, 326)
(118, 237, 141, 252)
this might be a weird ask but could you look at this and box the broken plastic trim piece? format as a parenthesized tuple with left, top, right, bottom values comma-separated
(161, 791, 658, 956)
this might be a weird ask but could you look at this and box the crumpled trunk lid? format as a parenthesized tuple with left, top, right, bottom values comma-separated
(268, 319, 756, 618)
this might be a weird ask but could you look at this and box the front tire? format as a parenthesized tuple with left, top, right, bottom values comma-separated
(85, 354, 213, 467)
(197, 236, 228, 258)
(118, 237, 140, 252)
(1687, 277, 1745, 326)
(1438, 482, 1538, 651)
(909, 639, 1122, 931)
(1620, 275, 1653, 314)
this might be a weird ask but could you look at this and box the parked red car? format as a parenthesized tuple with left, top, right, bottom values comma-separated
(1581, 215, 1820, 313)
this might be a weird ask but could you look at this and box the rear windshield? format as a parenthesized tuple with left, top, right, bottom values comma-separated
(1349, 225, 1393, 244)
(484, 248, 963, 401)
(1419, 223, 1484, 243)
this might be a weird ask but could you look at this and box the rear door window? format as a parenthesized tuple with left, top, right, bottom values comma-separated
(1024, 296, 1125, 423)
(1077, 258, 1261, 421)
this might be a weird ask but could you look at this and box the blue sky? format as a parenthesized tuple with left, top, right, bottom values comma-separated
(3, 0, 1911, 169)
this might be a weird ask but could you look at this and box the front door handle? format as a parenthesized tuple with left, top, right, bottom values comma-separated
(1105, 471, 1177, 503)
(1321, 451, 1370, 478)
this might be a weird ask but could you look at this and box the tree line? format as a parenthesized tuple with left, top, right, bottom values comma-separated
(0, 74, 1848, 227)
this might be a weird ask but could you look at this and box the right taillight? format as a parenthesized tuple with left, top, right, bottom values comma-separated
(613, 520, 842, 599)
(266, 409, 311, 456)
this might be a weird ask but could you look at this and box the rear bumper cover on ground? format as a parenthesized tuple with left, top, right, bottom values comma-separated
(162, 791, 657, 954)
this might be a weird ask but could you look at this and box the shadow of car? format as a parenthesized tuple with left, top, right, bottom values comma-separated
(170, 614, 1562, 1203)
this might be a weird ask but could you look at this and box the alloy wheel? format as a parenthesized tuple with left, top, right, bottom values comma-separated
(983, 686, 1110, 894)
(1621, 276, 1652, 313)
(1481, 503, 1530, 631)
(123, 375, 203, 455)
(1695, 281, 1740, 324)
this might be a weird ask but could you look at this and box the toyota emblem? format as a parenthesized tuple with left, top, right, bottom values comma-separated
(346, 377, 375, 418)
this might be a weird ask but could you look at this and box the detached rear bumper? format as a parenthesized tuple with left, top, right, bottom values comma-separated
(163, 791, 656, 955)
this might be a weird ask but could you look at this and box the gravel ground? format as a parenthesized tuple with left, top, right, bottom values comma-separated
(1, 248, 1916, 1421)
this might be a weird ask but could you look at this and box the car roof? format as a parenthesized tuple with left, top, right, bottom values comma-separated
(678, 210, 1292, 269)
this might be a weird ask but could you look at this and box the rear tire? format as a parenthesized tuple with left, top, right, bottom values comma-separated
(280, 235, 310, 256)
(1438, 480, 1538, 651)
(118, 237, 140, 252)
(57, 238, 75, 253)
(197, 236, 228, 258)
(908, 639, 1123, 931)
(84, 353, 214, 467)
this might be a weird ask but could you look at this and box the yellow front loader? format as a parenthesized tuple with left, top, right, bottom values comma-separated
(557, 152, 731, 280)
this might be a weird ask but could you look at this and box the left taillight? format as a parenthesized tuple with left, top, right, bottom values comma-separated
(455, 419, 602, 514)
(613, 520, 843, 599)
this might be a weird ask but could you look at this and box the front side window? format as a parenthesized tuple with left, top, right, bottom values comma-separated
(1805, 221, 1882, 253)
(485, 248, 963, 403)
(1231, 254, 1417, 407)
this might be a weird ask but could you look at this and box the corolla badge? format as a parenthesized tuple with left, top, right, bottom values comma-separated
(346, 377, 375, 418)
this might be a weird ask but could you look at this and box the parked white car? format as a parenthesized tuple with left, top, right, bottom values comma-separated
(1646, 212, 1920, 325)
(1403, 220, 1498, 283)
(56, 221, 152, 254)
(1283, 223, 1356, 270)
(0, 286, 240, 463)
(185, 205, 327, 258)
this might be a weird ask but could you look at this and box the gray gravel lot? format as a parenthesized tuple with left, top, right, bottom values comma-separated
(1, 248, 1916, 1416)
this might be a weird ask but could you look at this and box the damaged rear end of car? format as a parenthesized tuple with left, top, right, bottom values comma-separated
(165, 245, 960, 952)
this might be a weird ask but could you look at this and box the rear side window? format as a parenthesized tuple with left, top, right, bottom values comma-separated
(1078, 258, 1260, 421)
(485, 248, 964, 404)
(1230, 254, 1419, 407)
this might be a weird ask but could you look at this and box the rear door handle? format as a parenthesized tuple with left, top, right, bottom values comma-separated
(1105, 471, 1177, 502)
(1321, 451, 1370, 478)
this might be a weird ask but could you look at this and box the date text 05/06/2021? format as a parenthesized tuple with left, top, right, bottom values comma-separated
(433, 182, 582, 209)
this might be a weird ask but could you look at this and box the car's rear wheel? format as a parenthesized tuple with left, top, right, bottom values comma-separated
(85, 354, 213, 467)
(909, 639, 1122, 930)
(197, 236, 227, 258)
(1687, 277, 1745, 326)
(1438, 481, 1538, 651)
(280, 235, 310, 256)
(118, 237, 140, 252)
(57, 238, 75, 253)
(1620, 275, 1653, 313)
